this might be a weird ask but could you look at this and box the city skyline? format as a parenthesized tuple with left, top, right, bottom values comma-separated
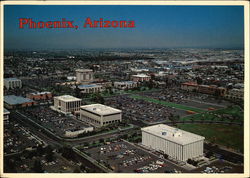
(4, 5, 244, 50)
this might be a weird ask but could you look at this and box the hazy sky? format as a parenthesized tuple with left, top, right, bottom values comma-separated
(4, 5, 244, 49)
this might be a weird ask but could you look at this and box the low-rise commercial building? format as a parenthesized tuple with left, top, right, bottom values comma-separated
(131, 74, 151, 82)
(141, 124, 205, 162)
(4, 108, 10, 122)
(181, 82, 226, 96)
(78, 84, 104, 94)
(181, 82, 198, 91)
(26, 92, 52, 100)
(4, 78, 22, 90)
(64, 126, 94, 138)
(225, 88, 244, 100)
(80, 104, 122, 127)
(53, 95, 82, 114)
(4, 95, 36, 109)
(114, 81, 138, 90)
(198, 85, 226, 96)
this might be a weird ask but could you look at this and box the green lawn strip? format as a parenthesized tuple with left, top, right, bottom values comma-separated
(177, 124, 243, 153)
(130, 94, 205, 113)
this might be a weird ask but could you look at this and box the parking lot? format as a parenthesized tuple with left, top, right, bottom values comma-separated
(18, 106, 90, 138)
(4, 120, 44, 155)
(138, 90, 228, 110)
(81, 140, 185, 173)
(5, 151, 80, 173)
(105, 95, 188, 125)
(191, 160, 243, 173)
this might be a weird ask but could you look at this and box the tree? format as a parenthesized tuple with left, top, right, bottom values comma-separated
(73, 168, 81, 173)
(206, 151, 214, 158)
(36, 145, 45, 156)
(32, 160, 44, 173)
(196, 77, 203, 85)
(164, 154, 169, 159)
(45, 151, 55, 162)
(75, 84, 81, 98)
(99, 138, 104, 143)
(45, 145, 55, 162)
(60, 146, 75, 160)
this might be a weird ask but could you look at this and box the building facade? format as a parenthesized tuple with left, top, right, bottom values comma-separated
(114, 81, 138, 90)
(78, 84, 104, 94)
(80, 104, 122, 127)
(27, 92, 52, 100)
(225, 88, 244, 100)
(64, 126, 94, 138)
(141, 124, 205, 162)
(181, 82, 226, 96)
(4, 78, 22, 90)
(181, 82, 198, 91)
(53, 95, 82, 114)
(76, 69, 94, 84)
(4, 95, 37, 109)
(4, 108, 10, 122)
(131, 74, 151, 82)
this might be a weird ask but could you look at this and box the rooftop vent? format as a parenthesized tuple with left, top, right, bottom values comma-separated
(162, 132, 167, 136)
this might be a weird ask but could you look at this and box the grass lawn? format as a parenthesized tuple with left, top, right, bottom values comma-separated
(177, 124, 243, 153)
(130, 94, 205, 113)
(212, 105, 243, 118)
(181, 106, 243, 123)
(125, 88, 161, 94)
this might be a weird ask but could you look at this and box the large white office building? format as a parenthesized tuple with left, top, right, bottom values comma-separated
(141, 124, 205, 162)
(76, 69, 94, 84)
(53, 95, 82, 114)
(4, 78, 22, 90)
(80, 104, 122, 127)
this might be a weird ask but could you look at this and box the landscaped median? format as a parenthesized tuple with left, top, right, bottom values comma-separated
(130, 94, 205, 113)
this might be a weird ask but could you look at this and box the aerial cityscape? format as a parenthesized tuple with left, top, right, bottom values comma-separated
(2, 4, 246, 174)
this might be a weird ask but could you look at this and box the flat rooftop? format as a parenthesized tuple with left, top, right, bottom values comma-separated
(141, 124, 205, 145)
(81, 104, 121, 116)
(76, 69, 93, 72)
(54, 95, 81, 102)
(78, 84, 101, 88)
(132, 74, 150, 78)
(115, 81, 137, 84)
(4, 95, 34, 105)
(4, 108, 10, 114)
(29, 91, 51, 95)
(4, 78, 21, 81)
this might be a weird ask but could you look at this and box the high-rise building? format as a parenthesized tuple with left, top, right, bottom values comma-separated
(76, 69, 94, 84)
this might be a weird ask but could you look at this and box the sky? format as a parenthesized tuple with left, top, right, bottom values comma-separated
(4, 5, 244, 49)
